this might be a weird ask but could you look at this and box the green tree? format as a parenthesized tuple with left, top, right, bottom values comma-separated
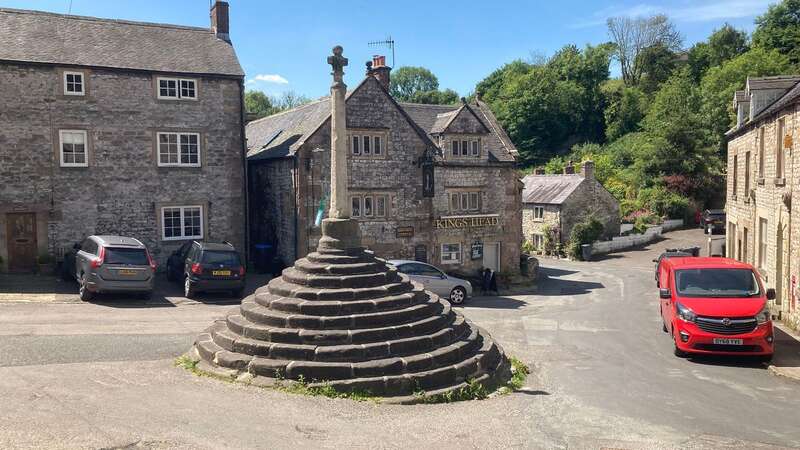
(700, 47, 792, 150)
(601, 80, 647, 141)
(753, 0, 800, 64)
(636, 44, 681, 94)
(688, 24, 749, 81)
(607, 14, 683, 85)
(408, 88, 460, 105)
(390, 66, 439, 101)
(244, 90, 274, 119)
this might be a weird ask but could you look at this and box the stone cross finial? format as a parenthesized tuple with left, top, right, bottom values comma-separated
(328, 45, 350, 219)
(327, 45, 348, 85)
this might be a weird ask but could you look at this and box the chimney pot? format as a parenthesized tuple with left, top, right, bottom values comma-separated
(210, 1, 230, 42)
(564, 163, 575, 175)
(367, 55, 391, 91)
(534, 167, 545, 175)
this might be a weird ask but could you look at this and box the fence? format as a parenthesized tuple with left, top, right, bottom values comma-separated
(587, 219, 685, 258)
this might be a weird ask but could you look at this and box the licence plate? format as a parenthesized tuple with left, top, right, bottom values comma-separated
(118, 269, 137, 276)
(713, 338, 743, 345)
(212, 270, 231, 276)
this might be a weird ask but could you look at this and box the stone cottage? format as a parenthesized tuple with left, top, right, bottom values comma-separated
(726, 75, 800, 330)
(0, 2, 247, 273)
(247, 56, 522, 276)
(521, 161, 620, 250)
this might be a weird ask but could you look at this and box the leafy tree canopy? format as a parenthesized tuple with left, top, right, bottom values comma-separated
(244, 90, 274, 119)
(753, 0, 800, 64)
(390, 66, 439, 101)
(688, 24, 750, 81)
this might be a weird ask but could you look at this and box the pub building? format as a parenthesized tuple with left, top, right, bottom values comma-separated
(247, 56, 522, 276)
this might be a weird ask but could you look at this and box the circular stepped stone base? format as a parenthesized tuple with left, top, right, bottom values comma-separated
(190, 219, 511, 399)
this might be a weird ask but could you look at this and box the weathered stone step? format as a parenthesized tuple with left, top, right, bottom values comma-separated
(293, 258, 387, 276)
(253, 289, 427, 316)
(266, 277, 416, 301)
(302, 335, 503, 395)
(239, 296, 444, 330)
(240, 328, 484, 381)
(305, 252, 375, 265)
(281, 266, 401, 289)
(226, 306, 459, 345)
(211, 315, 472, 364)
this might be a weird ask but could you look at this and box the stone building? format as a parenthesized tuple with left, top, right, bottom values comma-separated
(726, 75, 800, 330)
(248, 57, 522, 276)
(521, 161, 620, 250)
(0, 2, 246, 273)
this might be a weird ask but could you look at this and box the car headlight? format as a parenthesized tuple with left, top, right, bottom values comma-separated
(756, 305, 770, 324)
(676, 302, 697, 323)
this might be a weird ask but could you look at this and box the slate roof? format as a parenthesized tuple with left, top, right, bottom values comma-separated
(727, 75, 800, 138)
(248, 78, 518, 162)
(746, 75, 800, 91)
(521, 174, 584, 204)
(0, 7, 243, 76)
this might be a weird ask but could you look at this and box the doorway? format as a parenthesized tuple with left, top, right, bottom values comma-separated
(483, 242, 500, 272)
(6, 213, 37, 273)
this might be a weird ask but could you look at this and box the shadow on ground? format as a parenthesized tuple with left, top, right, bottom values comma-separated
(535, 266, 605, 296)
(464, 296, 528, 309)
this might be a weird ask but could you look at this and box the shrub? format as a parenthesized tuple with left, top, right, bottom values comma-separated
(521, 240, 535, 254)
(568, 217, 605, 260)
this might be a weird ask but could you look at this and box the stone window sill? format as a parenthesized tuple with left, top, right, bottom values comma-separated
(757, 178, 765, 185)
(774, 177, 786, 186)
(744, 197, 751, 205)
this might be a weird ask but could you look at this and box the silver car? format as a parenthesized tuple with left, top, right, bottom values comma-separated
(64, 235, 155, 301)
(388, 260, 473, 304)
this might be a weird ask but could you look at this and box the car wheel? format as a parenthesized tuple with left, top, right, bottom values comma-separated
(449, 287, 466, 305)
(78, 274, 93, 301)
(184, 277, 196, 299)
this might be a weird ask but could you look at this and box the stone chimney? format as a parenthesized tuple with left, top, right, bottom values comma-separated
(210, 1, 230, 42)
(534, 167, 545, 175)
(563, 161, 575, 175)
(366, 55, 391, 91)
(581, 160, 594, 179)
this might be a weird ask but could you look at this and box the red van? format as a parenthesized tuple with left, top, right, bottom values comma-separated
(658, 257, 774, 361)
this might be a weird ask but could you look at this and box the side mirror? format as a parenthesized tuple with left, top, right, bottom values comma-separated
(766, 288, 776, 300)
(659, 288, 672, 299)
(73, 243, 81, 250)
(652, 258, 658, 263)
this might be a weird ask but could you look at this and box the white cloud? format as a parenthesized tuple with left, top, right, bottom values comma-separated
(572, 0, 772, 28)
(246, 74, 289, 85)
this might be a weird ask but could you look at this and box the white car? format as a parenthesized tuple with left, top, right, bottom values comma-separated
(388, 260, 473, 304)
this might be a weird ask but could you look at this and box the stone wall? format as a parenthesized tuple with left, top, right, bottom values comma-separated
(726, 98, 799, 330)
(0, 63, 246, 270)
(560, 176, 621, 241)
(254, 76, 522, 276)
(521, 204, 561, 247)
(248, 158, 295, 265)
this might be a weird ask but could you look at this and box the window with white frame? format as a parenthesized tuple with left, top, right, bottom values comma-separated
(59, 130, 88, 167)
(532, 234, 544, 250)
(350, 132, 385, 157)
(161, 206, 203, 240)
(63, 71, 85, 95)
(157, 77, 197, 100)
(158, 132, 200, 167)
(533, 205, 544, 221)
(449, 191, 481, 213)
(441, 243, 462, 264)
(350, 194, 388, 219)
(450, 138, 480, 158)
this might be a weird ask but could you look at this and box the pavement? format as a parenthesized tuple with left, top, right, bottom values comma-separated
(1, 228, 800, 449)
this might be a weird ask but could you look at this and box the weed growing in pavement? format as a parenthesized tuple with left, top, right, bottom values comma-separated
(175, 354, 532, 404)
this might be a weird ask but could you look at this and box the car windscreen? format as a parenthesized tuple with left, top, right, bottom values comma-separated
(675, 268, 760, 298)
(201, 250, 240, 266)
(104, 247, 148, 265)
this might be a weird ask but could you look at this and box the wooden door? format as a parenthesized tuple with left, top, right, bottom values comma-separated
(7, 213, 37, 273)
(483, 242, 500, 273)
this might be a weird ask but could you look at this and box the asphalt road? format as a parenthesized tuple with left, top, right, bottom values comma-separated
(1, 228, 799, 449)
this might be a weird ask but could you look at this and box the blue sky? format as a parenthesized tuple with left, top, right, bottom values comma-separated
(2, 0, 776, 98)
